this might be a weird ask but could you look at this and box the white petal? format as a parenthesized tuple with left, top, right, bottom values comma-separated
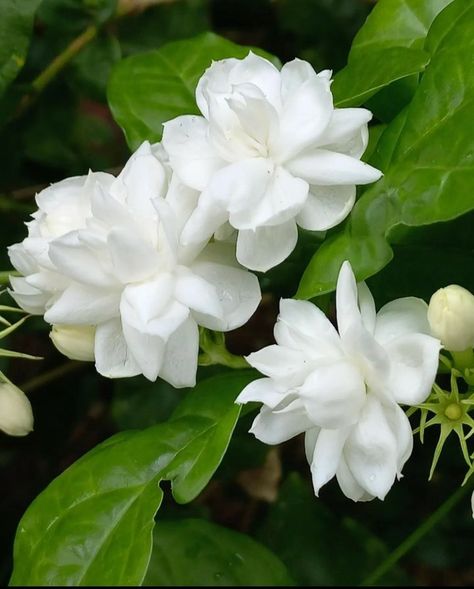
(287, 148, 382, 186)
(344, 395, 398, 500)
(44, 284, 119, 324)
(190, 258, 261, 331)
(8, 244, 38, 276)
(107, 227, 160, 284)
(246, 344, 312, 388)
(275, 59, 333, 160)
(321, 108, 372, 158)
(121, 279, 189, 340)
(94, 319, 141, 378)
(208, 158, 271, 221)
(374, 297, 432, 345)
(310, 427, 350, 495)
(8, 277, 51, 315)
(304, 426, 320, 464)
(48, 232, 116, 288)
(385, 333, 440, 405)
(249, 401, 313, 445)
(117, 141, 168, 215)
(121, 318, 166, 381)
(384, 402, 413, 476)
(358, 282, 377, 335)
(175, 270, 224, 326)
(336, 455, 374, 502)
(160, 316, 199, 388)
(236, 377, 288, 408)
(181, 188, 228, 246)
(274, 298, 342, 358)
(336, 260, 361, 339)
(296, 185, 355, 231)
(162, 115, 224, 191)
(236, 220, 298, 272)
(230, 165, 308, 230)
(299, 360, 366, 429)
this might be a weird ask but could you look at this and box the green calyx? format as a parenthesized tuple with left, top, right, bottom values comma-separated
(414, 370, 474, 481)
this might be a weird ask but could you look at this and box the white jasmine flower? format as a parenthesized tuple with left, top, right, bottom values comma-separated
(236, 261, 440, 500)
(0, 380, 34, 437)
(9, 142, 261, 387)
(162, 53, 382, 272)
(50, 325, 96, 362)
(428, 284, 474, 352)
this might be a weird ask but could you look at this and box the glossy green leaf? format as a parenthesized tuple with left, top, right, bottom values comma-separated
(107, 32, 279, 150)
(332, 0, 453, 108)
(10, 370, 256, 586)
(144, 518, 294, 586)
(257, 474, 410, 586)
(298, 0, 474, 299)
(0, 0, 42, 98)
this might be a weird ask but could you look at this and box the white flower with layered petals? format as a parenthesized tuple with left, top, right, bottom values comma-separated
(162, 53, 382, 272)
(236, 261, 441, 500)
(9, 142, 261, 387)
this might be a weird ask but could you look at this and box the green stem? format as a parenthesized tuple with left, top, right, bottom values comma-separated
(21, 361, 83, 393)
(16, 25, 98, 117)
(360, 480, 473, 586)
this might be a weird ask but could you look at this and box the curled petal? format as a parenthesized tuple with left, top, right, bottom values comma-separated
(246, 344, 313, 388)
(159, 316, 199, 388)
(236, 220, 298, 272)
(384, 333, 440, 405)
(274, 298, 342, 358)
(336, 455, 374, 502)
(45, 284, 119, 324)
(287, 148, 382, 186)
(95, 319, 141, 378)
(374, 297, 432, 345)
(275, 59, 333, 160)
(236, 377, 288, 408)
(190, 258, 261, 331)
(344, 395, 398, 500)
(299, 360, 366, 429)
(310, 427, 350, 495)
(296, 185, 355, 232)
(249, 399, 313, 445)
(162, 115, 224, 191)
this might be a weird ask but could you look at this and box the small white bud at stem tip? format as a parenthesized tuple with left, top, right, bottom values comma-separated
(427, 285, 474, 352)
(0, 381, 34, 436)
(50, 325, 96, 362)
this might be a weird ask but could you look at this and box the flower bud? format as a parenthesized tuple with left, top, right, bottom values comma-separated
(427, 285, 474, 351)
(0, 381, 33, 436)
(50, 325, 95, 361)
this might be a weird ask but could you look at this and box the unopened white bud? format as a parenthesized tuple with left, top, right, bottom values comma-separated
(50, 325, 95, 361)
(428, 285, 474, 351)
(0, 381, 33, 436)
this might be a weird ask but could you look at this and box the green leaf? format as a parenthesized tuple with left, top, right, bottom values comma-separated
(0, 0, 42, 98)
(10, 370, 256, 586)
(257, 473, 409, 586)
(332, 0, 454, 109)
(298, 0, 474, 299)
(143, 518, 295, 586)
(107, 32, 280, 150)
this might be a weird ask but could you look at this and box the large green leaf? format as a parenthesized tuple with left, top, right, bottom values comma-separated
(332, 0, 453, 108)
(107, 32, 279, 150)
(0, 0, 42, 98)
(298, 0, 474, 299)
(144, 518, 294, 586)
(257, 474, 410, 586)
(10, 370, 256, 586)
